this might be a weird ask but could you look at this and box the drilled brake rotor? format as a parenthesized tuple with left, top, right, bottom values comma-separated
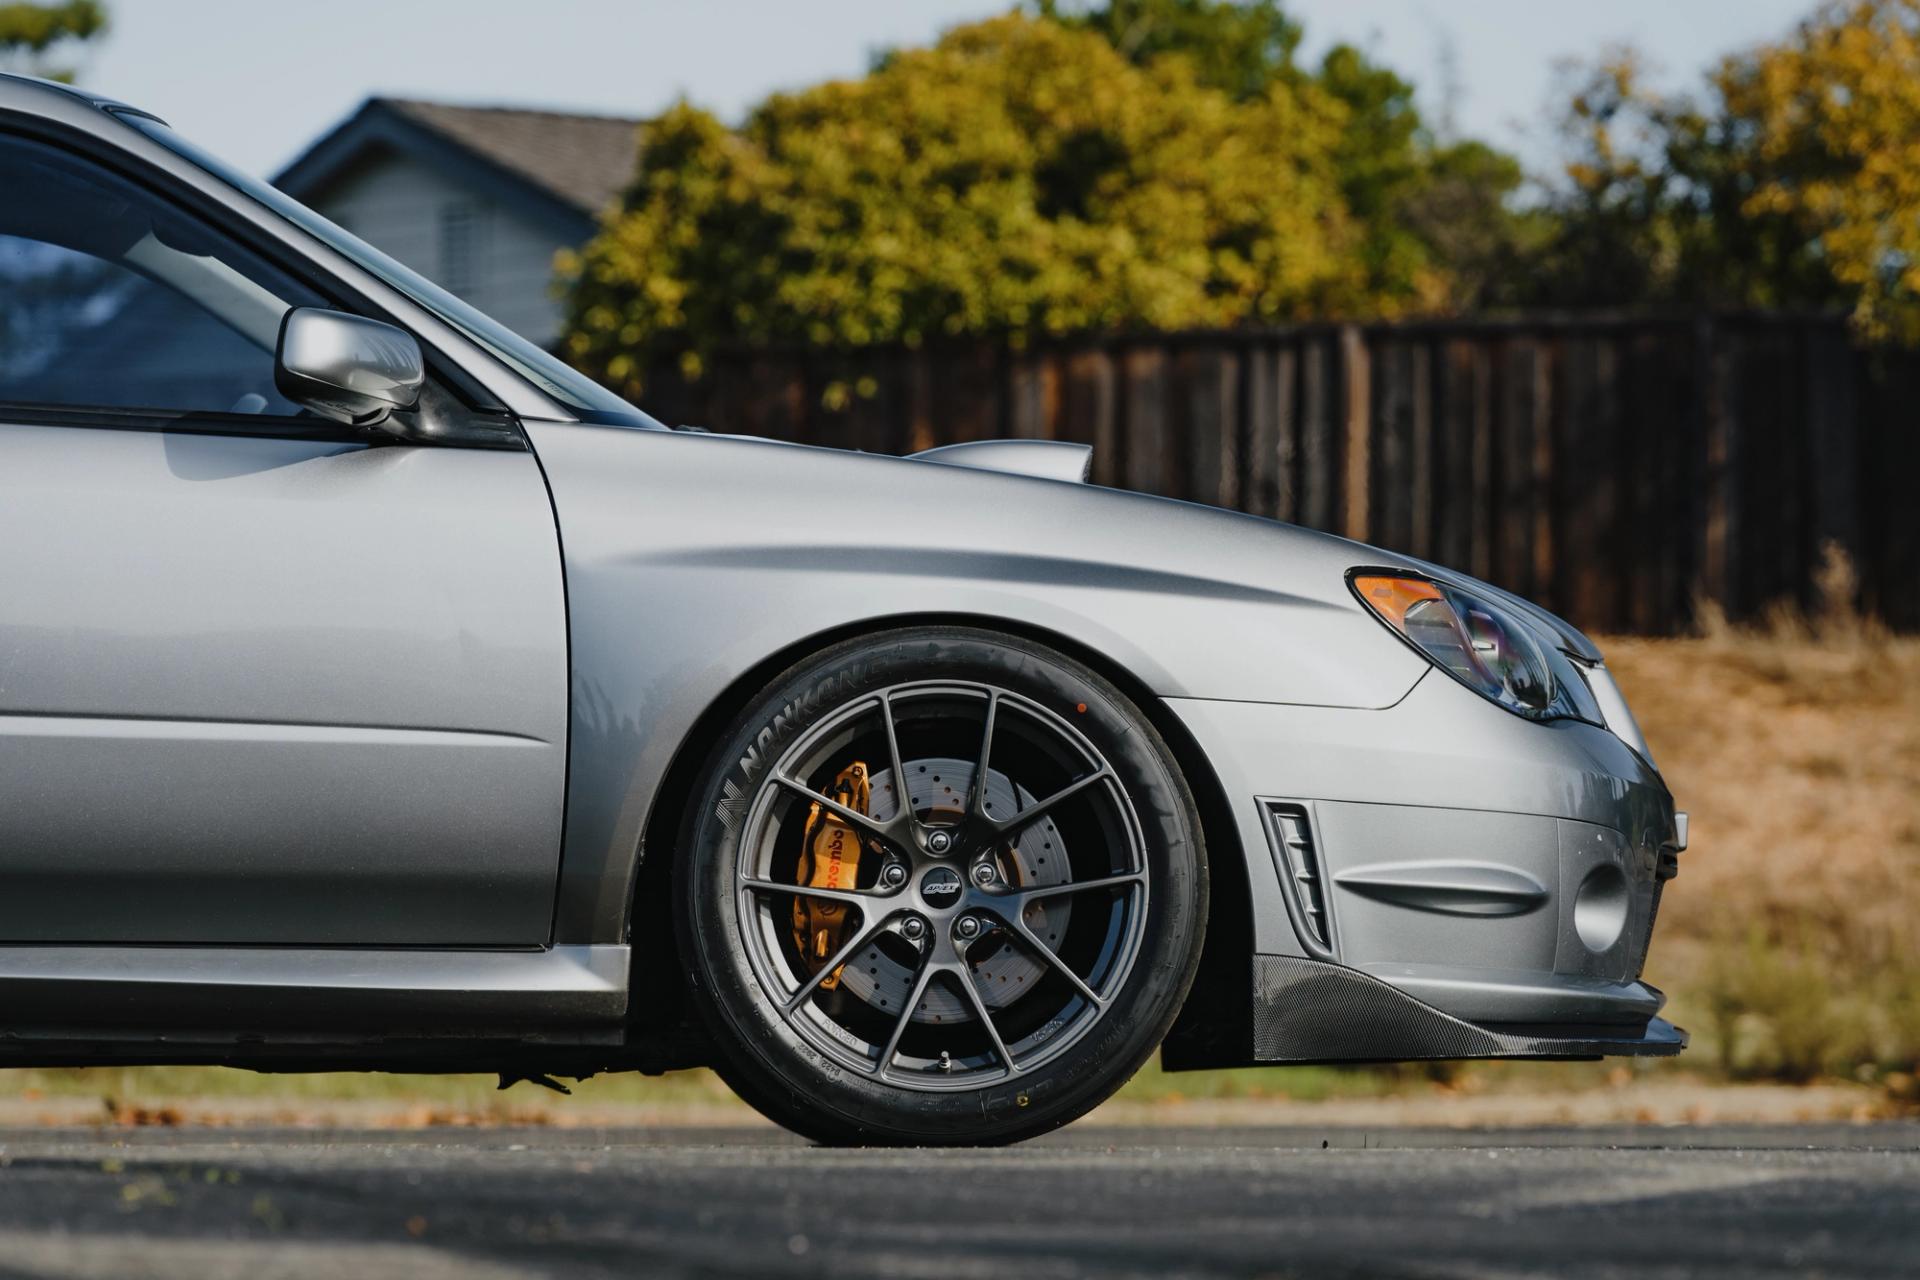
(834, 757, 1070, 1022)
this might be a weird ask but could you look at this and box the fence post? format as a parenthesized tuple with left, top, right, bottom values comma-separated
(906, 348, 934, 454)
(1008, 350, 1047, 439)
(1697, 316, 1731, 617)
(1184, 347, 1240, 509)
(1124, 345, 1169, 496)
(1340, 324, 1371, 542)
(1301, 335, 1336, 530)
(1409, 341, 1434, 558)
(1804, 323, 1861, 585)
(1062, 349, 1117, 487)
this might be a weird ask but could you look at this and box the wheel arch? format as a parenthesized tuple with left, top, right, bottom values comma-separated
(626, 611, 1253, 1061)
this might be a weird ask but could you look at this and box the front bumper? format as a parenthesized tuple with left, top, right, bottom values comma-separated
(1162, 668, 1686, 1068)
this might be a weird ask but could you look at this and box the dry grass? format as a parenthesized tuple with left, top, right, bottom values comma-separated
(1602, 552, 1920, 1092)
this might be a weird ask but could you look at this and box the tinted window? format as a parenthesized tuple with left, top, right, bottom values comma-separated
(0, 135, 321, 417)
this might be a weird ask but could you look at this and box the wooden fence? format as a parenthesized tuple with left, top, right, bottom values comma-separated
(634, 313, 1920, 633)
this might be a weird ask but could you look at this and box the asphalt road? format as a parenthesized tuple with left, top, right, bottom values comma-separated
(0, 1124, 1913, 1280)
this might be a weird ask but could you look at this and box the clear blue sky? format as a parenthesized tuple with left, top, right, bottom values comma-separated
(83, 0, 1819, 178)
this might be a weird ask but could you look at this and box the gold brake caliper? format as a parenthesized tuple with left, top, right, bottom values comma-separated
(792, 761, 871, 990)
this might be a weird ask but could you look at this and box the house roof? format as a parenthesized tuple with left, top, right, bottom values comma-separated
(273, 98, 645, 237)
(377, 100, 645, 216)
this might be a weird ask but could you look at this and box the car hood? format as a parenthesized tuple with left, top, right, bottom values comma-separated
(893, 436, 1605, 661)
(891, 434, 1600, 661)
(670, 428, 1600, 647)
(679, 426, 1400, 595)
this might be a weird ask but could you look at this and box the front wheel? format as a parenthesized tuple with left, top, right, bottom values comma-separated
(676, 626, 1208, 1145)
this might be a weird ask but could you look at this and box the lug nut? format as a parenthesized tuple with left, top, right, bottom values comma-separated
(971, 862, 998, 887)
(954, 915, 983, 941)
(926, 830, 954, 854)
(900, 916, 926, 941)
(881, 863, 909, 887)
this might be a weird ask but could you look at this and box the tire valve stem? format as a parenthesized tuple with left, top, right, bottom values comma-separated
(939, 1050, 953, 1073)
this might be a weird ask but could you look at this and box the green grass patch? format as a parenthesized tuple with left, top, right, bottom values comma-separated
(2, 1058, 1409, 1111)
(0, 1065, 744, 1108)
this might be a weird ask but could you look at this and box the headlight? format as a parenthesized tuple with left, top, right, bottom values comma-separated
(1350, 572, 1601, 724)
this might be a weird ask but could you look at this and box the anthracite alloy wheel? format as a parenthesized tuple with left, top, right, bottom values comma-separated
(678, 627, 1207, 1145)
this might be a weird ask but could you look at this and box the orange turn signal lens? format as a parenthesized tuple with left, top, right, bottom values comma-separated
(1352, 574, 1445, 634)
(1350, 571, 1569, 720)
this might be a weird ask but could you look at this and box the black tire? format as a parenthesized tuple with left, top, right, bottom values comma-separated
(675, 626, 1207, 1145)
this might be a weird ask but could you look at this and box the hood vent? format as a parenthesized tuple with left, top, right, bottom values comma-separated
(909, 439, 1091, 484)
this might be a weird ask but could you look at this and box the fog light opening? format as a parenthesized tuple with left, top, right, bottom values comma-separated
(1574, 864, 1630, 953)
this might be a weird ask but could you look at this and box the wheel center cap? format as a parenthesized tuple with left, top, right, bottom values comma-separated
(918, 866, 964, 909)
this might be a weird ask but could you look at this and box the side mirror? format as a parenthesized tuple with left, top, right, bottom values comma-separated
(275, 307, 425, 430)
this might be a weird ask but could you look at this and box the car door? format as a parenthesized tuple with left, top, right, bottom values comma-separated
(0, 130, 569, 946)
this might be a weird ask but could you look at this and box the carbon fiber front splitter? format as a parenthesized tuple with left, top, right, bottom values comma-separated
(1162, 953, 1688, 1071)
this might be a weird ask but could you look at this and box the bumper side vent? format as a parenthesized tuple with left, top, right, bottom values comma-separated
(1263, 802, 1331, 955)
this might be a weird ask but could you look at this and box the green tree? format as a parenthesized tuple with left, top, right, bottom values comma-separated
(561, 14, 1368, 397)
(1723, 0, 1920, 338)
(1405, 140, 1544, 311)
(1314, 42, 1437, 305)
(1036, 0, 1529, 309)
(1520, 53, 1695, 309)
(0, 1, 107, 83)
(1530, 1, 1920, 337)
(1033, 0, 1303, 102)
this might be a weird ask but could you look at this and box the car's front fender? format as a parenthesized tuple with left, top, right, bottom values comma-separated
(522, 421, 1428, 942)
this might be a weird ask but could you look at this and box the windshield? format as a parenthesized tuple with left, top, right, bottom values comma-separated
(123, 113, 660, 428)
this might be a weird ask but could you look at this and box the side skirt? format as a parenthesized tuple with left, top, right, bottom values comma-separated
(0, 944, 631, 1062)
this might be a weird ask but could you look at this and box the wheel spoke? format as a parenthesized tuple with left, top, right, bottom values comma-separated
(1013, 870, 1146, 906)
(950, 958, 1016, 1073)
(771, 772, 898, 846)
(740, 876, 879, 912)
(783, 912, 893, 1015)
(967, 691, 999, 820)
(995, 907, 1105, 1009)
(991, 767, 1113, 839)
(872, 954, 939, 1078)
(877, 691, 912, 826)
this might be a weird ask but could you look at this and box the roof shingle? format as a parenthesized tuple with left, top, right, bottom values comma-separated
(378, 99, 645, 216)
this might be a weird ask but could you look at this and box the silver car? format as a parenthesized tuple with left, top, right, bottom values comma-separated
(0, 74, 1685, 1145)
